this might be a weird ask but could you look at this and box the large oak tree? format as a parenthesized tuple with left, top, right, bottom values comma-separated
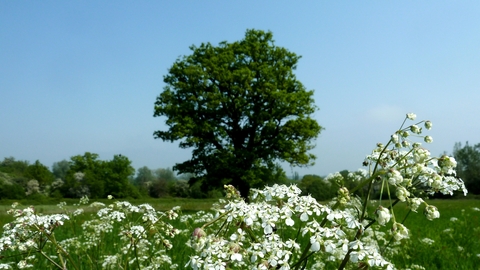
(154, 29, 322, 198)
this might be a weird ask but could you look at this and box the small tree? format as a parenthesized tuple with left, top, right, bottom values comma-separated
(52, 159, 70, 180)
(62, 153, 138, 198)
(0, 157, 29, 176)
(154, 29, 322, 198)
(24, 160, 54, 187)
(134, 166, 155, 195)
(103, 155, 138, 198)
(453, 142, 480, 194)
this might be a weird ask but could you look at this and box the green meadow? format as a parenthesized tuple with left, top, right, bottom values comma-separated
(0, 198, 479, 269)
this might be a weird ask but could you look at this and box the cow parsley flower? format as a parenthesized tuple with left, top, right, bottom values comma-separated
(420, 238, 435, 245)
(388, 169, 403, 185)
(392, 222, 409, 241)
(395, 186, 410, 202)
(407, 198, 424, 212)
(424, 205, 440, 220)
(375, 206, 391, 226)
(0, 264, 12, 269)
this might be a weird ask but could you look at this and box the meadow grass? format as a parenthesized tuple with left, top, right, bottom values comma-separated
(386, 199, 480, 269)
(0, 198, 478, 269)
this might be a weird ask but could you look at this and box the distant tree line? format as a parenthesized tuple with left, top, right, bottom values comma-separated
(0, 153, 140, 200)
(0, 153, 291, 200)
(1, 141, 478, 201)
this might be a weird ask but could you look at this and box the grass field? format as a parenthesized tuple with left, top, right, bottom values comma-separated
(383, 199, 480, 269)
(0, 198, 479, 269)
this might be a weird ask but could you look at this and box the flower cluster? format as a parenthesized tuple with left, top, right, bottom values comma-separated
(365, 114, 467, 207)
(186, 184, 396, 269)
(0, 199, 182, 269)
(185, 113, 468, 270)
(0, 206, 69, 252)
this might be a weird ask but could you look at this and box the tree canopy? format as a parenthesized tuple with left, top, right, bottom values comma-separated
(154, 29, 322, 198)
(61, 152, 138, 198)
(453, 142, 480, 194)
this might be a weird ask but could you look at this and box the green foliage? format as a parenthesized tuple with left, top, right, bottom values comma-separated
(52, 159, 70, 180)
(134, 166, 155, 195)
(453, 142, 480, 194)
(0, 172, 25, 200)
(62, 152, 103, 198)
(135, 166, 155, 185)
(61, 153, 139, 199)
(154, 167, 176, 182)
(251, 163, 289, 188)
(0, 171, 14, 185)
(24, 160, 55, 186)
(104, 155, 138, 198)
(148, 178, 169, 198)
(168, 180, 190, 198)
(298, 174, 337, 201)
(154, 29, 322, 197)
(0, 157, 29, 177)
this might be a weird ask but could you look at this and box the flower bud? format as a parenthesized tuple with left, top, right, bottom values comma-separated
(396, 186, 410, 202)
(391, 133, 399, 143)
(407, 197, 424, 212)
(413, 148, 429, 163)
(392, 222, 409, 240)
(224, 185, 241, 199)
(387, 169, 403, 185)
(406, 113, 417, 120)
(424, 120, 432, 130)
(410, 125, 421, 134)
(412, 142, 421, 148)
(424, 136, 433, 143)
(192, 227, 206, 239)
(229, 242, 241, 253)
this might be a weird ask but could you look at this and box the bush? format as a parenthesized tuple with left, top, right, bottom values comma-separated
(298, 174, 337, 201)
(0, 183, 25, 200)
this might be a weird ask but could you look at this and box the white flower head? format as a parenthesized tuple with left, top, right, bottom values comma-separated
(392, 222, 409, 241)
(387, 169, 403, 185)
(395, 186, 410, 202)
(407, 197, 424, 212)
(424, 205, 440, 220)
(375, 206, 391, 226)
(406, 113, 417, 120)
(421, 238, 435, 245)
(438, 155, 457, 171)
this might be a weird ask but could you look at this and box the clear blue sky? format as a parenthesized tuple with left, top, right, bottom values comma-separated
(1, 1, 479, 177)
